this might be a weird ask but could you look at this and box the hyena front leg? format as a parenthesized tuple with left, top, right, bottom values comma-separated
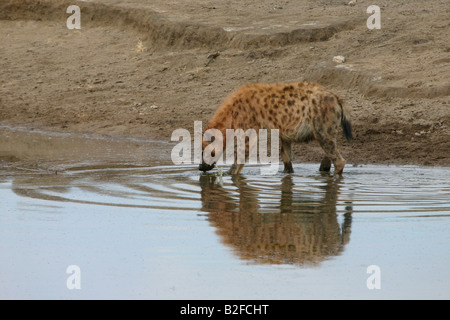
(319, 156, 332, 172)
(281, 139, 294, 173)
(229, 162, 245, 175)
(229, 142, 246, 175)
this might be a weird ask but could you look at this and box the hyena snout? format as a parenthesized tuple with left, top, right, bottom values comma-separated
(199, 152, 216, 172)
(199, 161, 215, 172)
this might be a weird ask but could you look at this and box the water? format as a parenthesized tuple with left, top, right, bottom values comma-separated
(0, 128, 449, 299)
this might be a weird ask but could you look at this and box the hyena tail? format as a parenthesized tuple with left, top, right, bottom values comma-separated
(336, 95, 353, 141)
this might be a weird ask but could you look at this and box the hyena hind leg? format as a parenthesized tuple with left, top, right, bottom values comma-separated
(321, 143, 346, 175)
(281, 139, 294, 173)
(315, 134, 346, 175)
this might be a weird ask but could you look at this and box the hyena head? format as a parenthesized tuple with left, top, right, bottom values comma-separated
(198, 128, 223, 172)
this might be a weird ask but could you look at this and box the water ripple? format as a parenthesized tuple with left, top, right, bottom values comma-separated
(7, 163, 449, 265)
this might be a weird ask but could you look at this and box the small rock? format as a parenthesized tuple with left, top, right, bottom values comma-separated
(333, 55, 346, 63)
(348, 0, 357, 6)
(150, 105, 159, 109)
(415, 130, 429, 137)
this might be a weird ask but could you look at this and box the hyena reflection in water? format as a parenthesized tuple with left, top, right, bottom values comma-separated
(199, 82, 353, 175)
(199, 174, 353, 265)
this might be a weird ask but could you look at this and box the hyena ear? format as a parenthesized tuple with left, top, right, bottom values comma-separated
(203, 131, 216, 143)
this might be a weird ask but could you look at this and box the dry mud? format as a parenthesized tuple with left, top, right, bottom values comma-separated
(0, 0, 449, 166)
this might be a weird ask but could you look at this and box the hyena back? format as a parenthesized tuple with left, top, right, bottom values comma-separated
(199, 82, 353, 175)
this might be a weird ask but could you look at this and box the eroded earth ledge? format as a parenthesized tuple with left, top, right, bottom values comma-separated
(1, 0, 449, 166)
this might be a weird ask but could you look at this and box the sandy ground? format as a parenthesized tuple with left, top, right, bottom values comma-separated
(0, 0, 449, 166)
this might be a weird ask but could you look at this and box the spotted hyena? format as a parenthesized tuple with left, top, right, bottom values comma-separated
(199, 82, 353, 175)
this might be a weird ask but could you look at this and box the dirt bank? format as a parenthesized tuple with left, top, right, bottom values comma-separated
(0, 0, 449, 167)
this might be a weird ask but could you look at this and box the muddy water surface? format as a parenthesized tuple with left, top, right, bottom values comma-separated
(0, 128, 449, 299)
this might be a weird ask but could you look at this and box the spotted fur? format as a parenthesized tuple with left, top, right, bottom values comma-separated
(199, 82, 352, 174)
